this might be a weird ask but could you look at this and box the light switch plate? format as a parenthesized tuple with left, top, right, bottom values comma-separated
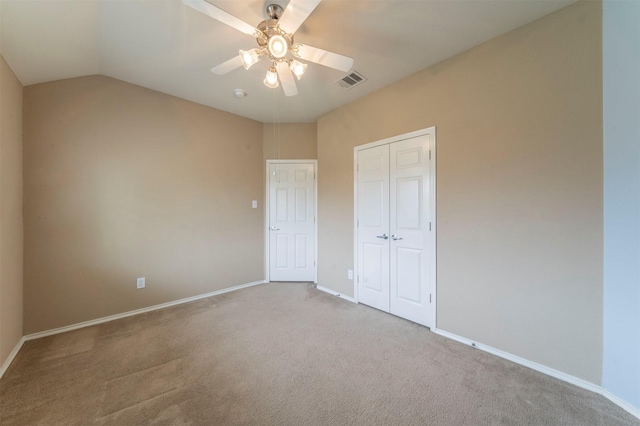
(252, 200, 258, 209)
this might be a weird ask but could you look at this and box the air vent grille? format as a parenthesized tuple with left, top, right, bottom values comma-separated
(337, 71, 367, 89)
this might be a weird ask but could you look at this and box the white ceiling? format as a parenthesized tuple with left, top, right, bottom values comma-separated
(0, 0, 573, 123)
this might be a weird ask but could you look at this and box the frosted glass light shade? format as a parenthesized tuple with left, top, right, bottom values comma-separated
(240, 49, 260, 70)
(289, 60, 307, 80)
(264, 67, 279, 88)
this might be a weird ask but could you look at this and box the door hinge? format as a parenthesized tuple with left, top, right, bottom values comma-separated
(430, 294, 432, 303)
(357, 275, 360, 283)
(429, 222, 432, 231)
(314, 217, 316, 223)
(314, 261, 316, 267)
(429, 150, 432, 160)
(357, 219, 359, 227)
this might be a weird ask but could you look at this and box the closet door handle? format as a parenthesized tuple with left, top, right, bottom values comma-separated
(376, 234, 389, 240)
(391, 234, 403, 241)
(270, 226, 280, 231)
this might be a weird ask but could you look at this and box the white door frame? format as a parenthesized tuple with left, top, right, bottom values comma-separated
(265, 159, 318, 283)
(353, 127, 437, 328)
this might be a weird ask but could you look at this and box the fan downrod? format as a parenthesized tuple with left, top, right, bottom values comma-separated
(266, 4, 283, 20)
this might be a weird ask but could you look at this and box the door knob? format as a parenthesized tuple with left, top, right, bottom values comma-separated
(376, 234, 389, 239)
(270, 226, 280, 231)
(391, 234, 403, 241)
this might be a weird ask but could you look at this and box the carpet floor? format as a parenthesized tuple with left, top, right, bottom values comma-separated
(1, 282, 637, 425)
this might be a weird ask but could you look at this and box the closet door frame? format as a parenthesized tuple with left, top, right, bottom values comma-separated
(353, 127, 437, 328)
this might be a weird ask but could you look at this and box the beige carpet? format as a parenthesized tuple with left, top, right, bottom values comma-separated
(1, 282, 637, 425)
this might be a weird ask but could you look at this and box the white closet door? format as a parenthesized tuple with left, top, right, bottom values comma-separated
(269, 163, 316, 282)
(389, 136, 430, 326)
(356, 145, 390, 312)
(356, 133, 433, 327)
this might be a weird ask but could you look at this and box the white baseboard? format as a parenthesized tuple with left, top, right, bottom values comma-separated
(5, 281, 638, 421)
(316, 285, 357, 304)
(0, 337, 26, 380)
(24, 280, 267, 341)
(602, 390, 640, 420)
(433, 328, 640, 420)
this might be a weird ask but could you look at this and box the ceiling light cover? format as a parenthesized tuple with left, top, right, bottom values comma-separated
(268, 35, 288, 59)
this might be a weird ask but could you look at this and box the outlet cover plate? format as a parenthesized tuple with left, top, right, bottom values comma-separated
(137, 277, 145, 289)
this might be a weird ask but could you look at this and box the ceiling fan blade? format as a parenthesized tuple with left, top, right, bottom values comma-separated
(276, 62, 298, 97)
(277, 0, 321, 35)
(293, 44, 353, 72)
(210, 55, 243, 75)
(182, 0, 260, 38)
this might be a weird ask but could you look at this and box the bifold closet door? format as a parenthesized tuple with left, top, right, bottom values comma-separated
(357, 136, 431, 326)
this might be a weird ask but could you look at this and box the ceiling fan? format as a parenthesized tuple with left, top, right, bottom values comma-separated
(181, 0, 354, 96)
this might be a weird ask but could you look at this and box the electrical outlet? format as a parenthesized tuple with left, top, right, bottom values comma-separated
(136, 277, 145, 289)
(347, 269, 353, 280)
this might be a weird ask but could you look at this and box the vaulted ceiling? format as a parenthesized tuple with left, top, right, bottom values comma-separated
(0, 0, 573, 123)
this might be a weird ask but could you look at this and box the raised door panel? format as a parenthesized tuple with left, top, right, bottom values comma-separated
(357, 145, 390, 312)
(269, 163, 315, 282)
(389, 136, 431, 326)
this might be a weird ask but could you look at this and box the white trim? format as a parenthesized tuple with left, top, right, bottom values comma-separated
(0, 337, 26, 380)
(433, 328, 600, 392)
(355, 128, 432, 151)
(316, 285, 357, 304)
(265, 159, 318, 284)
(433, 328, 640, 420)
(428, 128, 437, 329)
(352, 148, 359, 303)
(24, 280, 267, 341)
(2, 278, 639, 420)
(351, 147, 360, 303)
(602, 390, 640, 420)
(353, 127, 437, 328)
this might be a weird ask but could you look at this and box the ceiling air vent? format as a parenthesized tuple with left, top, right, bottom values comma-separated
(337, 71, 367, 89)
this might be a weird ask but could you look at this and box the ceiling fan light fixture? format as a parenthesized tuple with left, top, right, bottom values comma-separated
(268, 34, 288, 59)
(264, 67, 279, 88)
(239, 48, 261, 70)
(289, 60, 307, 80)
(189, 0, 355, 97)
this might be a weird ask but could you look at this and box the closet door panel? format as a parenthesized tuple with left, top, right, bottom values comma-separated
(389, 136, 430, 326)
(356, 145, 390, 312)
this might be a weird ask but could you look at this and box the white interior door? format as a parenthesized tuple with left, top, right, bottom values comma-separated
(356, 132, 434, 327)
(356, 145, 390, 312)
(389, 136, 431, 325)
(269, 163, 316, 282)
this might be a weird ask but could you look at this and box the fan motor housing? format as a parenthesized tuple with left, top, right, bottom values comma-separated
(257, 19, 293, 52)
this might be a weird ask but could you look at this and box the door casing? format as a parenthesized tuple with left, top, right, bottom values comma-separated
(265, 159, 318, 283)
(353, 127, 437, 328)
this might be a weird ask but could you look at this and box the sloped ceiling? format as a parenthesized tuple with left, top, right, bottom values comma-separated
(0, 0, 574, 122)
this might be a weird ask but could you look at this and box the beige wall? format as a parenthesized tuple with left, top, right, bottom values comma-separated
(0, 54, 24, 365)
(262, 123, 317, 161)
(23, 76, 264, 334)
(317, 1, 603, 384)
